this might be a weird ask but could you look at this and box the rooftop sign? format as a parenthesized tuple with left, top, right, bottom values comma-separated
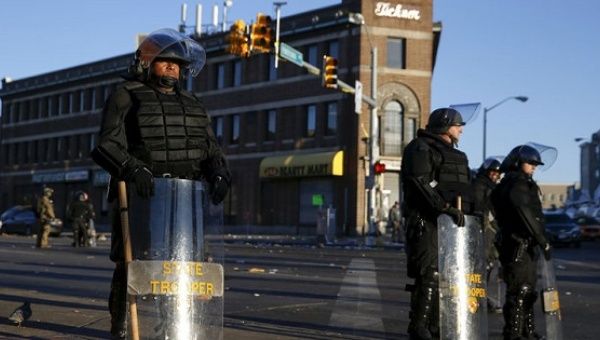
(374, 2, 421, 21)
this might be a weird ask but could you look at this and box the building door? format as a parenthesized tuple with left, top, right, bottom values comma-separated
(299, 179, 333, 226)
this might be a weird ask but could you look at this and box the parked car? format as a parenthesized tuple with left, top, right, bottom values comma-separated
(0, 205, 63, 236)
(544, 212, 581, 248)
(575, 216, 600, 240)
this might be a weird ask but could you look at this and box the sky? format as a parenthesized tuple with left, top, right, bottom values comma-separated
(0, 0, 598, 184)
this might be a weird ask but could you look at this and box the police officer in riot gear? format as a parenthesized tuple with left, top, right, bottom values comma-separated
(401, 108, 472, 339)
(36, 187, 56, 248)
(492, 145, 551, 340)
(68, 191, 94, 247)
(472, 158, 503, 312)
(92, 28, 230, 339)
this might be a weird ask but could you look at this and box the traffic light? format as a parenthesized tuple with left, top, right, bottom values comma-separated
(374, 161, 386, 174)
(226, 20, 249, 58)
(322, 55, 338, 89)
(250, 13, 273, 54)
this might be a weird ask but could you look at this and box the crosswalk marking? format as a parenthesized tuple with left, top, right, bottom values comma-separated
(329, 258, 384, 332)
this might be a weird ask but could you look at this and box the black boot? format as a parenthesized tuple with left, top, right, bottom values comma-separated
(109, 263, 127, 339)
(523, 292, 544, 340)
(503, 294, 526, 340)
(408, 286, 434, 340)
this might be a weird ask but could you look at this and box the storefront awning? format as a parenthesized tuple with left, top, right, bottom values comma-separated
(260, 151, 344, 178)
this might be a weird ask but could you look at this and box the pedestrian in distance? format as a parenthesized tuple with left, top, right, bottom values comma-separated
(401, 107, 473, 340)
(472, 157, 503, 313)
(91, 28, 230, 340)
(388, 201, 404, 243)
(36, 187, 56, 248)
(491, 145, 552, 340)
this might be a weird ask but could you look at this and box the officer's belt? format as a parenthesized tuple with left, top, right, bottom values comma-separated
(151, 162, 200, 180)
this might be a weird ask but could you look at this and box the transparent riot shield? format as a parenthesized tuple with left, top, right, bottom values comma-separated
(438, 214, 488, 340)
(539, 257, 563, 340)
(126, 178, 224, 339)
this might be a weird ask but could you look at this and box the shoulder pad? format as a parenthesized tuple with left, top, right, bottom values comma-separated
(121, 81, 145, 91)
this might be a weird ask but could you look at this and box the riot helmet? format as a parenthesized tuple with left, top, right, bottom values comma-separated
(74, 191, 88, 202)
(43, 187, 54, 196)
(500, 145, 544, 172)
(426, 108, 465, 134)
(477, 158, 501, 175)
(130, 28, 206, 79)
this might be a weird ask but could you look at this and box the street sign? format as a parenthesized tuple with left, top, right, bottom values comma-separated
(280, 42, 304, 67)
(355, 80, 363, 114)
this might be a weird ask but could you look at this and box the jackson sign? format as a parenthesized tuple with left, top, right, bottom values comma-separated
(374, 2, 421, 21)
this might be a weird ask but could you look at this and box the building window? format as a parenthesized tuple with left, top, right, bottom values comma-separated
(328, 40, 339, 59)
(387, 37, 406, 69)
(68, 92, 74, 114)
(217, 63, 225, 89)
(214, 116, 224, 144)
(32, 99, 40, 120)
(2, 103, 16, 124)
(306, 105, 316, 137)
(405, 118, 417, 143)
(89, 133, 97, 151)
(233, 60, 242, 86)
(382, 100, 403, 156)
(307, 45, 318, 68)
(79, 90, 85, 112)
(2, 145, 9, 165)
(231, 114, 240, 144)
(268, 55, 277, 81)
(326, 102, 337, 135)
(90, 88, 97, 110)
(266, 110, 276, 141)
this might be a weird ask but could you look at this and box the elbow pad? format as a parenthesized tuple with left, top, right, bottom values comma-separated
(409, 176, 447, 212)
(91, 143, 132, 178)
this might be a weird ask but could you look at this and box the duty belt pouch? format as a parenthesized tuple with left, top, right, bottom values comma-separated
(511, 235, 528, 262)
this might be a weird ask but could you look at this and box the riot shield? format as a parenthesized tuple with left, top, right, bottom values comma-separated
(126, 178, 224, 339)
(438, 214, 488, 340)
(539, 257, 563, 340)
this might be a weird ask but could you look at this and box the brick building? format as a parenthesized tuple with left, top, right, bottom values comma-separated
(0, 0, 439, 236)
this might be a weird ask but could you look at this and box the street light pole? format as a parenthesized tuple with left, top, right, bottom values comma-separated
(482, 96, 528, 160)
(348, 12, 379, 244)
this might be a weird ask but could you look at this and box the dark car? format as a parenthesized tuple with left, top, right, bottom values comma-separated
(544, 212, 581, 248)
(575, 216, 600, 240)
(0, 205, 63, 236)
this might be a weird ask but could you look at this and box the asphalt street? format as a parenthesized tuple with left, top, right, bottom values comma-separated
(0, 234, 598, 339)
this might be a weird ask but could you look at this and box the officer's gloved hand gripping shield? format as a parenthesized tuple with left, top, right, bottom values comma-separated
(126, 178, 224, 339)
(438, 202, 487, 340)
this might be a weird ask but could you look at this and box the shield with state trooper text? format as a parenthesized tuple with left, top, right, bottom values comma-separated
(126, 178, 224, 339)
(438, 213, 487, 340)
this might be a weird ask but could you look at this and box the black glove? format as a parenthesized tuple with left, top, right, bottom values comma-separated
(209, 176, 229, 205)
(542, 243, 552, 261)
(444, 206, 465, 227)
(130, 167, 154, 198)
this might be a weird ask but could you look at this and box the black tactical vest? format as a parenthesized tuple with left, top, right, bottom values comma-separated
(124, 82, 211, 177)
(426, 138, 471, 203)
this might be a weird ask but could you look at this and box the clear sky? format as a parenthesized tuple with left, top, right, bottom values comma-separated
(1, 0, 598, 184)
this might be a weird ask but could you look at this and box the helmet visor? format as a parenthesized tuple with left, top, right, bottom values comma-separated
(525, 142, 557, 171)
(138, 28, 206, 77)
(449, 102, 481, 125)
